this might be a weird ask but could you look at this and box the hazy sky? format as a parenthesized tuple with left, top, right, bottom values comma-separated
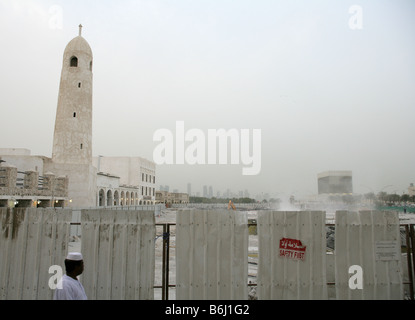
(0, 0, 414, 198)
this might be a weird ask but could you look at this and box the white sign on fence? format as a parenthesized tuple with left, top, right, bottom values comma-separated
(375, 241, 400, 261)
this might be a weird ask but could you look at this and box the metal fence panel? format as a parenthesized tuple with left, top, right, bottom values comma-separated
(81, 209, 155, 300)
(0, 208, 71, 300)
(176, 209, 248, 300)
(335, 210, 404, 300)
(257, 211, 327, 300)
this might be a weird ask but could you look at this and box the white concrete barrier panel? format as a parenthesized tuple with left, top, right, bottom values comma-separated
(335, 210, 403, 300)
(257, 211, 327, 300)
(81, 209, 155, 300)
(0, 208, 71, 300)
(176, 209, 248, 300)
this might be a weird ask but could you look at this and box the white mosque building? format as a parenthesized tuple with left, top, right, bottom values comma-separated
(0, 25, 156, 208)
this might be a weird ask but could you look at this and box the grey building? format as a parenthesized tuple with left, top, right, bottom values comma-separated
(318, 171, 353, 195)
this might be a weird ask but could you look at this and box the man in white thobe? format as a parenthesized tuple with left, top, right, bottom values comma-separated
(53, 252, 87, 300)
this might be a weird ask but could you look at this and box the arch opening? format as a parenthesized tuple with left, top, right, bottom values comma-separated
(70, 56, 78, 67)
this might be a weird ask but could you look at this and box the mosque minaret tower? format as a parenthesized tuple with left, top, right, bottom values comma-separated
(52, 24, 93, 165)
(0, 25, 157, 208)
(45, 25, 97, 207)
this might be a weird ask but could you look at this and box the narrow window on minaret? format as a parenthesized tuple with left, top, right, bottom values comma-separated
(78, 83, 81, 88)
(70, 56, 78, 67)
(73, 112, 77, 118)
(80, 144, 83, 150)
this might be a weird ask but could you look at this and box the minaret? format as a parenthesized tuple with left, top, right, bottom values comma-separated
(46, 25, 97, 208)
(52, 24, 93, 164)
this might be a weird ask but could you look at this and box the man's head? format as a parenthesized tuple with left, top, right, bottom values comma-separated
(65, 252, 84, 276)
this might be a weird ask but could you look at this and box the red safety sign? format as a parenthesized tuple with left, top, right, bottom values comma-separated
(279, 238, 306, 261)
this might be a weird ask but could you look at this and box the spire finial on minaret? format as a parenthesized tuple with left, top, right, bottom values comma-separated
(79, 24, 83, 36)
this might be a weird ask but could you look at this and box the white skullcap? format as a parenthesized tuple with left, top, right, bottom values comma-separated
(66, 252, 83, 261)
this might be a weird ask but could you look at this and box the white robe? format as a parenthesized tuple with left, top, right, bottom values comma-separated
(53, 274, 88, 300)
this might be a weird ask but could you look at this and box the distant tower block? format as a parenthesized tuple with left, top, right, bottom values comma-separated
(52, 24, 93, 165)
(317, 171, 353, 195)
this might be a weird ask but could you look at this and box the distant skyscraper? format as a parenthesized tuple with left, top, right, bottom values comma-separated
(187, 183, 192, 196)
(208, 186, 213, 198)
(318, 171, 353, 194)
(159, 185, 170, 192)
(203, 185, 208, 198)
(225, 189, 230, 198)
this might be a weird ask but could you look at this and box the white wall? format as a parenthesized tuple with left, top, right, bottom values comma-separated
(257, 211, 328, 300)
(44, 161, 97, 208)
(0, 148, 31, 156)
(0, 208, 72, 300)
(80, 209, 155, 300)
(0, 155, 45, 174)
(96, 173, 120, 189)
(335, 210, 404, 299)
(176, 209, 248, 300)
